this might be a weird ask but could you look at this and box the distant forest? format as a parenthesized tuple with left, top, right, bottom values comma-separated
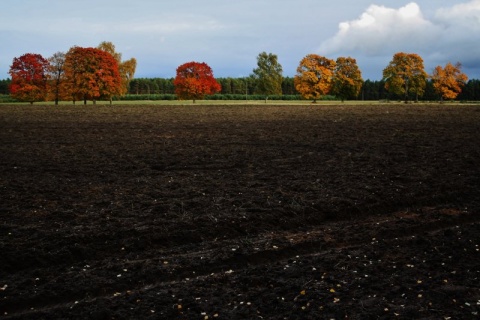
(1, 77, 479, 101)
(126, 77, 480, 101)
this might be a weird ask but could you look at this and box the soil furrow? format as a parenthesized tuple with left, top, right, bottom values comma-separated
(3, 210, 478, 317)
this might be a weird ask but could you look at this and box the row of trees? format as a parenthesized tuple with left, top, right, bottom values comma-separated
(132, 52, 363, 103)
(131, 52, 468, 102)
(382, 53, 468, 103)
(4, 47, 474, 103)
(5, 76, 479, 102)
(253, 52, 469, 103)
(293, 54, 363, 102)
(159, 52, 362, 103)
(166, 51, 470, 103)
(7, 42, 136, 104)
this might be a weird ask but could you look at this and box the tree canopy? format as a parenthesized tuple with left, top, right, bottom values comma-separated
(431, 62, 468, 101)
(294, 54, 335, 102)
(9, 53, 49, 104)
(173, 61, 221, 103)
(47, 51, 66, 105)
(252, 52, 283, 100)
(7, 41, 135, 105)
(332, 57, 363, 102)
(383, 52, 428, 103)
(97, 41, 137, 96)
(63, 46, 123, 104)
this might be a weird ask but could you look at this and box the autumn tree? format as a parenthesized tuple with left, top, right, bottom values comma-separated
(332, 57, 363, 102)
(64, 46, 123, 104)
(97, 41, 137, 95)
(47, 52, 66, 105)
(431, 62, 468, 101)
(173, 61, 221, 103)
(9, 53, 50, 104)
(294, 54, 335, 102)
(383, 52, 428, 103)
(252, 52, 283, 102)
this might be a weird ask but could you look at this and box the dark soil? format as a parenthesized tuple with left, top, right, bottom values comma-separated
(0, 104, 479, 319)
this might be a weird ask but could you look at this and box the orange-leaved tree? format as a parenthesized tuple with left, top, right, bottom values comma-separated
(332, 57, 363, 102)
(431, 62, 468, 101)
(64, 46, 122, 104)
(294, 54, 335, 102)
(9, 53, 50, 104)
(97, 41, 137, 96)
(383, 52, 428, 103)
(174, 62, 221, 103)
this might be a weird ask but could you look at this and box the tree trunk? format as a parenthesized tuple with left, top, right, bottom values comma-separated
(54, 80, 60, 105)
(404, 82, 409, 104)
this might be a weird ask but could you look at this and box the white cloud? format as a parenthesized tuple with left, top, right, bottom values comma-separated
(433, 0, 480, 69)
(435, 0, 480, 28)
(319, 1, 480, 78)
(319, 2, 440, 56)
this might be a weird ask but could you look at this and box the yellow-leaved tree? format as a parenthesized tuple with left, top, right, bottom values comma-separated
(332, 57, 363, 102)
(431, 62, 468, 101)
(97, 41, 137, 96)
(383, 52, 428, 103)
(294, 54, 335, 102)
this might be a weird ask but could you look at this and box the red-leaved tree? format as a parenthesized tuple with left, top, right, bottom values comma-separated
(9, 53, 50, 104)
(174, 62, 221, 103)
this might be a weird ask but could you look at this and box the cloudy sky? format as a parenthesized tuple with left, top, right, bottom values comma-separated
(1, 0, 479, 80)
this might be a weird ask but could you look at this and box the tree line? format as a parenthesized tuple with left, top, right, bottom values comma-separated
(4, 77, 480, 102)
(124, 51, 477, 102)
(128, 77, 298, 95)
(5, 41, 136, 105)
(3, 45, 480, 103)
(120, 77, 480, 101)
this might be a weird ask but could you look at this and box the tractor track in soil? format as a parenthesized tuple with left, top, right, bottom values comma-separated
(4, 210, 479, 318)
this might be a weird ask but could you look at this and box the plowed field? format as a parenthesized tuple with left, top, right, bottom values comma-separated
(1, 104, 479, 319)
